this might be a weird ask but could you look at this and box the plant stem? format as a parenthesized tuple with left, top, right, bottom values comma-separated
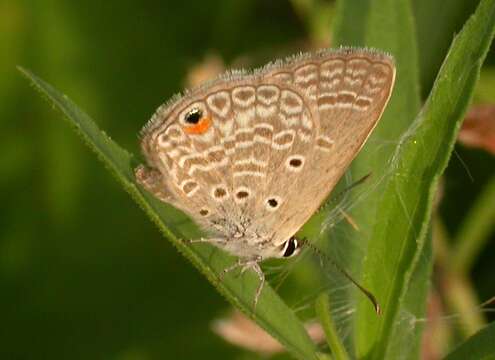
(451, 174, 495, 273)
(434, 219, 486, 336)
(315, 293, 350, 360)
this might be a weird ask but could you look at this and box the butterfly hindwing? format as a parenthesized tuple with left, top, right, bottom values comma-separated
(261, 49, 396, 242)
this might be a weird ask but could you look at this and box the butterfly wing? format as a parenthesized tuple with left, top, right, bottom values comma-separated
(258, 48, 396, 244)
(136, 48, 395, 253)
(136, 76, 320, 242)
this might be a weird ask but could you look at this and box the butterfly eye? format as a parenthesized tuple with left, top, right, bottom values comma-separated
(281, 237, 300, 258)
(184, 108, 202, 124)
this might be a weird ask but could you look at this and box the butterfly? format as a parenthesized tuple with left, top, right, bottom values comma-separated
(135, 47, 396, 306)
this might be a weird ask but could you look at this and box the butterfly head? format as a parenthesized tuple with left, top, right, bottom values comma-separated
(276, 236, 302, 258)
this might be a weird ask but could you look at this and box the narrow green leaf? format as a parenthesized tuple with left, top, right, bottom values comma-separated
(341, 0, 423, 357)
(332, 0, 370, 46)
(355, 0, 495, 359)
(18, 67, 319, 360)
(365, 0, 421, 135)
(332, 0, 425, 358)
(443, 322, 495, 360)
(386, 230, 433, 360)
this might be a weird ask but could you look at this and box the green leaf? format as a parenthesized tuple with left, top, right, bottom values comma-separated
(353, 0, 495, 358)
(18, 67, 319, 360)
(443, 322, 495, 360)
(336, 0, 424, 356)
(386, 229, 433, 360)
(333, 0, 425, 358)
(332, 0, 370, 46)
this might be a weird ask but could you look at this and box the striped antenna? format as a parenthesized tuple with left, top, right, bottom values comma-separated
(300, 238, 381, 315)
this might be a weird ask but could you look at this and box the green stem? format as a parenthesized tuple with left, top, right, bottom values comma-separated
(315, 293, 350, 360)
(317, 353, 334, 360)
(451, 174, 495, 273)
(434, 219, 486, 336)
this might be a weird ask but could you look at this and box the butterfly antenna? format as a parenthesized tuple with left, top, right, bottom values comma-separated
(300, 238, 381, 315)
(318, 172, 372, 213)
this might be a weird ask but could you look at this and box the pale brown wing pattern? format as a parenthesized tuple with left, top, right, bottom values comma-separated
(136, 48, 395, 246)
(136, 77, 319, 238)
(245, 85, 320, 244)
(261, 49, 396, 243)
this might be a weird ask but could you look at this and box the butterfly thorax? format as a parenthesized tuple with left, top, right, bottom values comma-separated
(205, 215, 284, 259)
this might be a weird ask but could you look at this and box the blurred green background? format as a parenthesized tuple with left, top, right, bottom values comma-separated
(1, 0, 494, 359)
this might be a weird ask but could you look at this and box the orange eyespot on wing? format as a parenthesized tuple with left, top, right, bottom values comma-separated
(183, 116, 212, 135)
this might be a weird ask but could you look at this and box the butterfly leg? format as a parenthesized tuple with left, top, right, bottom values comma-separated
(219, 257, 265, 309)
(249, 261, 265, 309)
(219, 258, 244, 282)
(188, 237, 226, 244)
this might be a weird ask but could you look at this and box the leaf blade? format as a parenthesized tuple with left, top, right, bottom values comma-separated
(332, 0, 371, 46)
(354, 0, 495, 358)
(341, 0, 423, 357)
(18, 67, 320, 360)
(443, 322, 495, 360)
